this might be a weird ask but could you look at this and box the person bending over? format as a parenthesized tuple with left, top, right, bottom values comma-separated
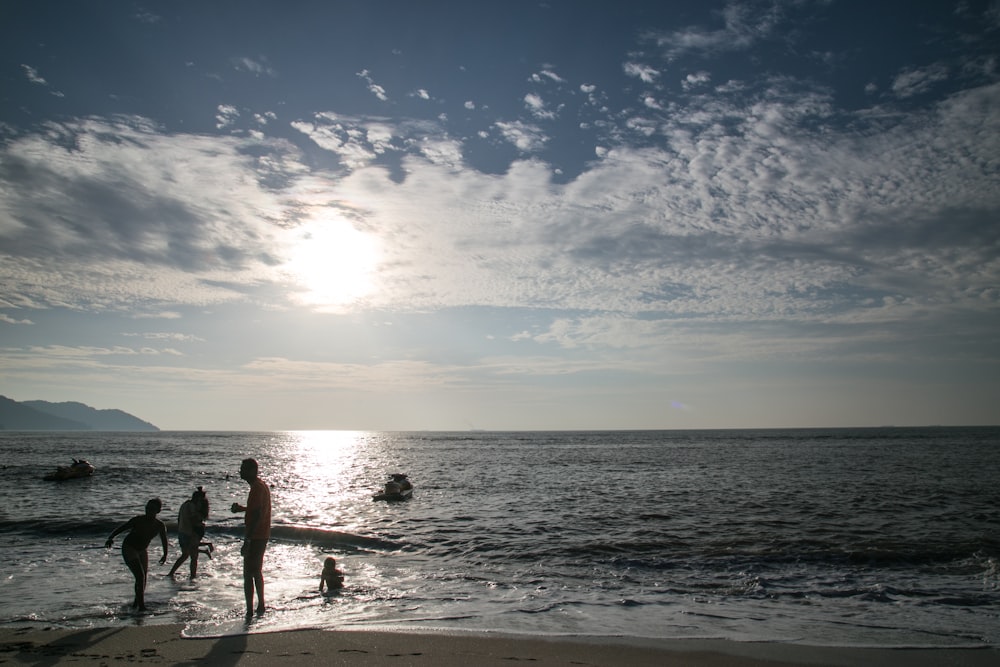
(106, 498, 168, 611)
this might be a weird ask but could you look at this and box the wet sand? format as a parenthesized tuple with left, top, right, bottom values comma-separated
(1, 625, 998, 666)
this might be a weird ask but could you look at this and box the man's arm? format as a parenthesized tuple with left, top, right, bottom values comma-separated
(105, 518, 133, 548)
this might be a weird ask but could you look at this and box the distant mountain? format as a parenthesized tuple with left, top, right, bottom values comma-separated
(0, 395, 85, 429)
(0, 396, 159, 431)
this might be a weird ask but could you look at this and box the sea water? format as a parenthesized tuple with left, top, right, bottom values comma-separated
(0, 428, 997, 646)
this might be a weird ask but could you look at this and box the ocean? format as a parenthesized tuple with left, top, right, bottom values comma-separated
(0, 428, 997, 647)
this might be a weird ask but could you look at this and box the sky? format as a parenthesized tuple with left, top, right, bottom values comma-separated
(1, 0, 998, 431)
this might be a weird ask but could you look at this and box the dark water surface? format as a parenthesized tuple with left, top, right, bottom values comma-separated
(0, 427, 997, 646)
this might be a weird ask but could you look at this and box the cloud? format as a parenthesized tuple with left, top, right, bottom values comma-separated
(646, 0, 786, 60)
(20, 64, 64, 97)
(292, 118, 377, 168)
(133, 9, 161, 24)
(0, 313, 33, 325)
(493, 120, 548, 152)
(215, 104, 240, 129)
(291, 112, 448, 170)
(357, 69, 389, 101)
(523, 93, 557, 119)
(682, 71, 712, 90)
(891, 63, 950, 98)
(21, 64, 47, 85)
(1, 68, 998, 356)
(530, 69, 565, 84)
(254, 111, 277, 126)
(303, 78, 1000, 339)
(417, 138, 462, 168)
(623, 62, 660, 83)
(123, 331, 205, 342)
(0, 116, 299, 310)
(233, 56, 276, 77)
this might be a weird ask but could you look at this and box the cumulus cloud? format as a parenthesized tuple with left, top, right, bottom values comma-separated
(215, 104, 240, 129)
(682, 71, 711, 90)
(254, 111, 277, 126)
(417, 136, 464, 167)
(523, 93, 557, 119)
(291, 112, 452, 170)
(493, 120, 548, 152)
(291, 115, 378, 169)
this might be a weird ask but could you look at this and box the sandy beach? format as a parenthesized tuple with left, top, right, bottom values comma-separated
(0, 625, 997, 666)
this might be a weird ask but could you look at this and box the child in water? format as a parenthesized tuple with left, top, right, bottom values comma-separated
(319, 556, 344, 593)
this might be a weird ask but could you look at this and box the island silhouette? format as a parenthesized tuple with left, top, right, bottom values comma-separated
(0, 395, 158, 431)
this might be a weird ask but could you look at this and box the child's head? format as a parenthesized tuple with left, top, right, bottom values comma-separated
(323, 557, 337, 570)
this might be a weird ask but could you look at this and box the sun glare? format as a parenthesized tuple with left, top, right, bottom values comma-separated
(280, 430, 364, 519)
(282, 217, 381, 309)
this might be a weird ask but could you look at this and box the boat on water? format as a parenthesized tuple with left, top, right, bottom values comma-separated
(373, 473, 413, 501)
(43, 458, 95, 481)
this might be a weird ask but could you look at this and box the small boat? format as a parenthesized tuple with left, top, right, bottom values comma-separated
(43, 458, 95, 481)
(372, 487, 412, 501)
(373, 473, 413, 501)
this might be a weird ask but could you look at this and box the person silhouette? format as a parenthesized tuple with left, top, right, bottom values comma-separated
(167, 487, 210, 578)
(319, 556, 344, 593)
(230, 458, 271, 616)
(106, 498, 168, 611)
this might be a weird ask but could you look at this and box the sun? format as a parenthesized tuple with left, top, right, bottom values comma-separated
(282, 216, 381, 310)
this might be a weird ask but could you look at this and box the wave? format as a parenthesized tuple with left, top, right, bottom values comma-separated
(267, 524, 400, 550)
(0, 519, 400, 551)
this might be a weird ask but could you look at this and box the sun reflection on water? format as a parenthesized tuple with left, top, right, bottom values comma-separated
(273, 431, 368, 531)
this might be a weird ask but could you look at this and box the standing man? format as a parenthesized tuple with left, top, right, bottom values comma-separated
(230, 458, 271, 617)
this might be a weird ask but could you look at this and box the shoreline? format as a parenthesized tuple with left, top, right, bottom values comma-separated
(1, 625, 997, 666)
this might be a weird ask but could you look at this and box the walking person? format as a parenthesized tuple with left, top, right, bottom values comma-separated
(230, 458, 271, 617)
(105, 498, 168, 611)
(167, 486, 209, 578)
